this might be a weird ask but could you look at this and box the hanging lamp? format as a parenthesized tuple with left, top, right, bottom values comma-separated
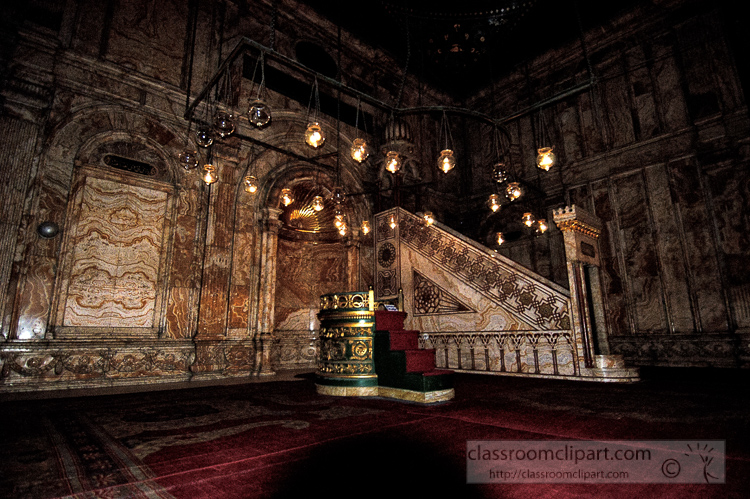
(304, 78, 325, 148)
(437, 111, 456, 174)
(248, 53, 272, 128)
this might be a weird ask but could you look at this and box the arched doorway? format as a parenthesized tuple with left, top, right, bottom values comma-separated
(268, 165, 371, 370)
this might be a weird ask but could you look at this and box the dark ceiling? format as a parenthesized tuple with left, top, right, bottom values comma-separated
(297, 0, 645, 100)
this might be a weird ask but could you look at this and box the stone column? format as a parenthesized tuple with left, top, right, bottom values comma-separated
(191, 149, 237, 379)
(254, 207, 282, 376)
(553, 205, 602, 371)
(553, 205, 639, 381)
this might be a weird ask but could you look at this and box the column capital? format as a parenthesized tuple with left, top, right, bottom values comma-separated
(552, 205, 602, 238)
(262, 207, 283, 234)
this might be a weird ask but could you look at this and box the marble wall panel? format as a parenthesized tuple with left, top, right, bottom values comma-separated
(668, 160, 728, 332)
(274, 239, 348, 335)
(198, 246, 232, 337)
(230, 229, 255, 287)
(207, 182, 236, 249)
(625, 44, 661, 140)
(170, 214, 198, 289)
(166, 286, 193, 339)
(359, 243, 375, 290)
(70, 0, 110, 57)
(602, 74, 636, 149)
(651, 33, 689, 129)
(227, 285, 249, 330)
(15, 255, 55, 340)
(612, 171, 667, 333)
(559, 103, 583, 163)
(103, 0, 187, 87)
(591, 180, 630, 337)
(62, 177, 168, 328)
(644, 164, 694, 333)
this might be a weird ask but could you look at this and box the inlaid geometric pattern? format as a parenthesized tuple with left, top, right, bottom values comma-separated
(396, 209, 570, 330)
(413, 270, 475, 316)
(374, 210, 401, 299)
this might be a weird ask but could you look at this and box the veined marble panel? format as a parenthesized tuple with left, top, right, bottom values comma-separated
(63, 177, 167, 328)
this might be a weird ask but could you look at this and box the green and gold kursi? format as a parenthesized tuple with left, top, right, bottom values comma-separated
(316, 291, 377, 393)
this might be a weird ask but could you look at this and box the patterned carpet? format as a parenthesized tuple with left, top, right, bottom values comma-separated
(1, 369, 749, 498)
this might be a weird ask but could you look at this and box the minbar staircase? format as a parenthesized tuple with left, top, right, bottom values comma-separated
(374, 310, 454, 403)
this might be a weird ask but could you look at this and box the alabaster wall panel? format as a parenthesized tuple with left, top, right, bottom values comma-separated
(16, 255, 55, 340)
(63, 177, 168, 328)
(591, 180, 630, 336)
(199, 246, 232, 336)
(104, 0, 187, 87)
(612, 171, 668, 333)
(644, 164, 694, 332)
(275, 239, 348, 326)
(668, 159, 729, 332)
(166, 286, 193, 339)
(227, 285, 250, 330)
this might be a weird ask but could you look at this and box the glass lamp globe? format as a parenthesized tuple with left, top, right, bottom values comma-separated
(385, 151, 401, 173)
(178, 150, 199, 170)
(492, 162, 508, 183)
(334, 213, 345, 229)
(195, 129, 214, 148)
(202, 164, 217, 185)
(312, 195, 325, 211)
(522, 212, 536, 227)
(537, 219, 549, 234)
(351, 138, 368, 163)
(214, 111, 235, 138)
(248, 99, 271, 128)
(389, 214, 397, 229)
(496, 232, 505, 245)
(338, 223, 348, 236)
(243, 175, 258, 194)
(361, 220, 371, 235)
(423, 211, 435, 226)
(506, 182, 522, 201)
(536, 147, 556, 171)
(438, 149, 456, 173)
(280, 188, 294, 206)
(305, 122, 325, 148)
(488, 194, 501, 212)
(330, 186, 345, 205)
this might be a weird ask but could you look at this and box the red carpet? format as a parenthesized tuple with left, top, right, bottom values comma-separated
(1, 369, 748, 498)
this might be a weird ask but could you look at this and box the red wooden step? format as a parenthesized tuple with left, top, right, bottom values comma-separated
(374, 310, 406, 331)
(404, 349, 436, 373)
(387, 330, 420, 350)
